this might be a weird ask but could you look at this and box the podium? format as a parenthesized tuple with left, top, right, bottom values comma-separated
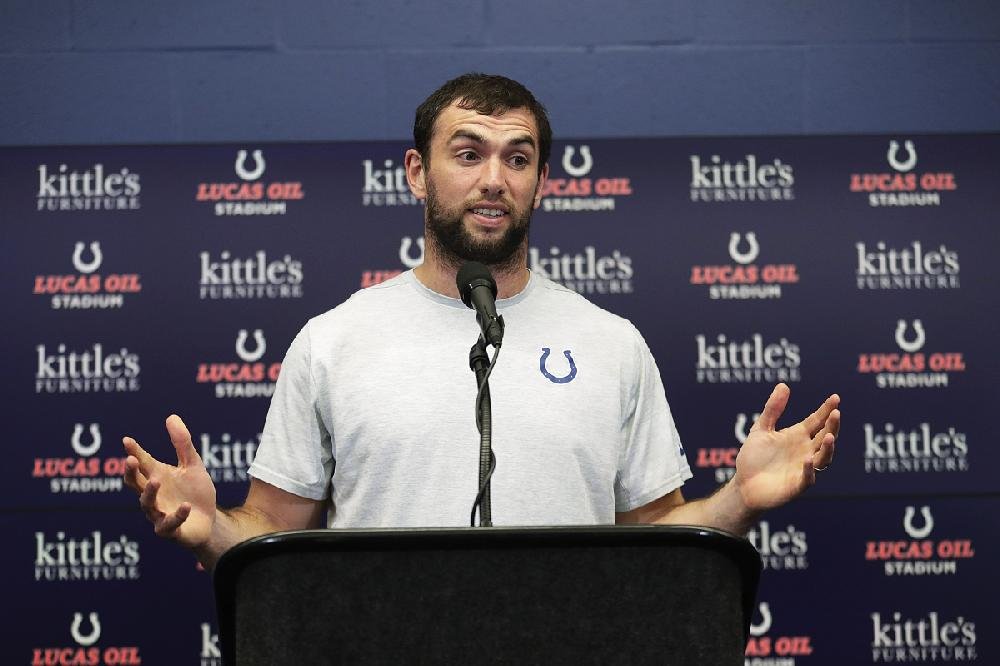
(214, 525, 761, 665)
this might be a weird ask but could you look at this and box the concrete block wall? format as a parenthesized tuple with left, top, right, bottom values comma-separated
(1, 1, 998, 144)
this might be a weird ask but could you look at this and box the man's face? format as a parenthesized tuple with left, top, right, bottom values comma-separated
(407, 102, 548, 270)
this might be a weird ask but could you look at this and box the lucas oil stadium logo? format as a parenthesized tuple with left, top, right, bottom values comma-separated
(849, 139, 957, 207)
(856, 319, 965, 389)
(195, 149, 305, 216)
(540, 144, 633, 212)
(689, 232, 799, 300)
(865, 505, 975, 577)
(33, 241, 142, 310)
(195, 329, 281, 398)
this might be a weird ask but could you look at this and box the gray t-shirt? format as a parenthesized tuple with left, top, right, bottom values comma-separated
(249, 270, 691, 527)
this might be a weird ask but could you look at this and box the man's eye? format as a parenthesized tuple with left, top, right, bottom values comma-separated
(510, 155, 528, 167)
(459, 151, 479, 161)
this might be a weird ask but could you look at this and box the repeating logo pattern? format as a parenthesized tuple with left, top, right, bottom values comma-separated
(8, 134, 995, 664)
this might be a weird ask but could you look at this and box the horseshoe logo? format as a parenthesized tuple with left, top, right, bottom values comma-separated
(72, 241, 103, 274)
(749, 602, 772, 637)
(234, 149, 266, 181)
(235, 329, 266, 362)
(539, 348, 578, 384)
(561, 145, 593, 177)
(734, 412, 761, 444)
(728, 232, 759, 265)
(895, 319, 925, 353)
(71, 423, 102, 457)
(887, 140, 917, 173)
(70, 612, 101, 646)
(903, 506, 934, 539)
(399, 236, 425, 268)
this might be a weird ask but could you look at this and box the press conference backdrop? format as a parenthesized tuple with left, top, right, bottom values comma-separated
(4, 134, 998, 665)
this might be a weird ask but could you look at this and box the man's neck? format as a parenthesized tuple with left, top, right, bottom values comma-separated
(413, 246, 530, 300)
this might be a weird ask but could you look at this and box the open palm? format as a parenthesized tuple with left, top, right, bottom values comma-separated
(734, 384, 840, 511)
(122, 415, 217, 549)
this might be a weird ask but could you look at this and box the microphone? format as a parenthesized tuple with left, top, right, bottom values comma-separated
(456, 261, 504, 347)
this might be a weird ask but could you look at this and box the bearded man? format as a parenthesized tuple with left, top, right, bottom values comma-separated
(123, 73, 839, 570)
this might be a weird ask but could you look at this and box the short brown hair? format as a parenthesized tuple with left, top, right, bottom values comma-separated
(413, 73, 552, 174)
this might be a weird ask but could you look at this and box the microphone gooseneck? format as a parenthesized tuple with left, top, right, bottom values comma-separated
(457, 261, 505, 527)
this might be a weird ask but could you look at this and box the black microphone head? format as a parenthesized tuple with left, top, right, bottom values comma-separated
(456, 261, 497, 308)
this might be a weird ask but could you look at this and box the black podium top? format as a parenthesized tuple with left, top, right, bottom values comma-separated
(215, 525, 761, 665)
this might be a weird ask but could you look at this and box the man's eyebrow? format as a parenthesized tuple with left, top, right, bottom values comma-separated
(447, 130, 537, 151)
(507, 134, 537, 151)
(448, 130, 487, 145)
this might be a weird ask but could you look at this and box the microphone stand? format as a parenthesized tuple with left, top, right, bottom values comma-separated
(468, 324, 501, 527)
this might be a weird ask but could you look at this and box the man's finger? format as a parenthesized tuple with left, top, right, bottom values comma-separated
(122, 436, 157, 476)
(166, 414, 201, 468)
(123, 456, 148, 494)
(813, 432, 836, 470)
(802, 394, 841, 438)
(139, 478, 162, 516)
(828, 408, 841, 440)
(154, 504, 191, 537)
(752, 383, 790, 432)
(811, 409, 840, 452)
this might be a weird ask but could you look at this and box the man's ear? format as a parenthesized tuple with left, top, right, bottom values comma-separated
(404, 149, 427, 201)
(532, 162, 549, 209)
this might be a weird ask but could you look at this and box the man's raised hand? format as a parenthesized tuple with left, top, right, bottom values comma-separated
(122, 415, 217, 549)
(733, 383, 840, 512)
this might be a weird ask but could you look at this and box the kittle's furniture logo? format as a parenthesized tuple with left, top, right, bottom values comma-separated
(689, 153, 794, 203)
(36, 163, 141, 212)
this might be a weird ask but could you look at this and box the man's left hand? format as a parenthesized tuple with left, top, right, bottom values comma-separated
(733, 383, 840, 512)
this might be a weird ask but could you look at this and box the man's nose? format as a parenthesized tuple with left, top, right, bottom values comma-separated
(479, 157, 505, 196)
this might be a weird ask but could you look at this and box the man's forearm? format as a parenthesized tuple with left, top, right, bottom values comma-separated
(193, 505, 286, 571)
(648, 482, 759, 536)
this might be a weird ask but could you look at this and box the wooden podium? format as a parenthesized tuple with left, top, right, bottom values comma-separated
(214, 525, 761, 665)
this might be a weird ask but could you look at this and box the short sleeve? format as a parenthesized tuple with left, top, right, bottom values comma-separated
(248, 322, 334, 501)
(614, 328, 693, 512)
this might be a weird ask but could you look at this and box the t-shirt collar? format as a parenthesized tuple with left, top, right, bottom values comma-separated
(405, 269, 536, 310)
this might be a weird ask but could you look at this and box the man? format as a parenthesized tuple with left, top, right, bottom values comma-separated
(123, 74, 840, 570)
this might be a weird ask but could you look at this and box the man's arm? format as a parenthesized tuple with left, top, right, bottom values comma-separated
(124, 414, 327, 570)
(192, 479, 326, 570)
(616, 384, 840, 535)
(615, 486, 757, 535)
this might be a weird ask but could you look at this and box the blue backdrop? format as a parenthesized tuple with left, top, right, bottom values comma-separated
(4, 133, 997, 664)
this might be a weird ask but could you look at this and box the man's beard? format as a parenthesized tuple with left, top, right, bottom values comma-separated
(424, 181, 531, 273)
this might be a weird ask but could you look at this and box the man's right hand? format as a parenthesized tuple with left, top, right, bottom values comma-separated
(123, 414, 217, 550)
